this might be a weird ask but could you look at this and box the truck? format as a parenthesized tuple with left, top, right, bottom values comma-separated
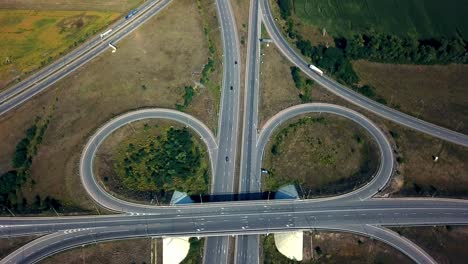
(125, 9, 138, 19)
(100, 29, 112, 39)
(308, 64, 323, 76)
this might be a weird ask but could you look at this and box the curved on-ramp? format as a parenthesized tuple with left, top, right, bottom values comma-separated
(80, 108, 218, 213)
(257, 103, 394, 202)
(259, 0, 468, 148)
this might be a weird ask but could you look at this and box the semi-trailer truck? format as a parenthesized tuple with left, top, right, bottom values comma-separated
(308, 64, 323, 76)
(125, 9, 138, 19)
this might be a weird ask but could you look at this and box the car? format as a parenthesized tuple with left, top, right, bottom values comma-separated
(234, 61, 237, 65)
(230, 86, 233, 91)
(225, 156, 229, 162)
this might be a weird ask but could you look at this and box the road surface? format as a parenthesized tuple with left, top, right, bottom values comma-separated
(204, 0, 242, 263)
(1, 198, 467, 263)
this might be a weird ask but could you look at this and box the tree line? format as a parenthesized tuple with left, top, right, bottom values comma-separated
(277, 0, 468, 101)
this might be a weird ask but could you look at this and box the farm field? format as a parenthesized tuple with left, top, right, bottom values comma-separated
(0, 0, 219, 213)
(0, 10, 120, 90)
(291, 0, 468, 39)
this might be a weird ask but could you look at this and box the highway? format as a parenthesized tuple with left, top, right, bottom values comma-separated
(1, 198, 468, 263)
(259, 0, 468, 148)
(236, 0, 262, 262)
(0, 0, 172, 116)
(203, 0, 242, 263)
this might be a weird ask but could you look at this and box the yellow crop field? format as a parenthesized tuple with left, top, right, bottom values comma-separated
(0, 10, 120, 89)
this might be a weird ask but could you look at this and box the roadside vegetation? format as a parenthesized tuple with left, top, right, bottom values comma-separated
(290, 66, 313, 103)
(0, 114, 75, 215)
(174, 0, 222, 113)
(262, 231, 411, 263)
(98, 120, 209, 204)
(262, 114, 379, 198)
(0, 10, 120, 90)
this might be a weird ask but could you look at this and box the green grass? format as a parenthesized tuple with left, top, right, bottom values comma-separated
(293, 0, 468, 39)
(0, 10, 120, 89)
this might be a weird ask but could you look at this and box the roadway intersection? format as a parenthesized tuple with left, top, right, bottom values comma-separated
(1, 0, 468, 263)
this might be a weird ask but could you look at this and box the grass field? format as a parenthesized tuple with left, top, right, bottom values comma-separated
(292, 0, 468, 39)
(0, 10, 120, 90)
(262, 231, 411, 263)
(262, 114, 379, 197)
(0, 0, 218, 212)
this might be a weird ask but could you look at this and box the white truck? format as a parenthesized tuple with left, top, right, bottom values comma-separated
(308, 64, 323, 76)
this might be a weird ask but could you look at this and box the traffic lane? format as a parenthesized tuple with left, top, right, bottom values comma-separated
(235, 235, 259, 263)
(259, 0, 468, 147)
(203, 236, 230, 264)
(257, 103, 394, 201)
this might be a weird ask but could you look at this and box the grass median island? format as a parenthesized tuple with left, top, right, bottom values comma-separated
(0, 10, 120, 90)
(97, 120, 209, 204)
(262, 114, 379, 197)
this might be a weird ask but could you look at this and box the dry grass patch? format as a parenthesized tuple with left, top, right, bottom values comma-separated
(391, 226, 468, 264)
(0, 0, 218, 212)
(39, 238, 151, 264)
(354, 61, 468, 134)
(259, 42, 302, 125)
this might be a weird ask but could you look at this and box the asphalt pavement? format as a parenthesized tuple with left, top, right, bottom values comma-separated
(2, 198, 467, 263)
(204, 0, 242, 262)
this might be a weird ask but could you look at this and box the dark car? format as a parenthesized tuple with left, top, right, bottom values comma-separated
(225, 156, 229, 162)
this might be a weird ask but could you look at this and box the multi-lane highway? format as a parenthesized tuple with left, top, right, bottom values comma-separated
(259, 0, 468, 148)
(203, 0, 242, 263)
(236, 0, 262, 262)
(2, 198, 468, 263)
(0, 0, 172, 116)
